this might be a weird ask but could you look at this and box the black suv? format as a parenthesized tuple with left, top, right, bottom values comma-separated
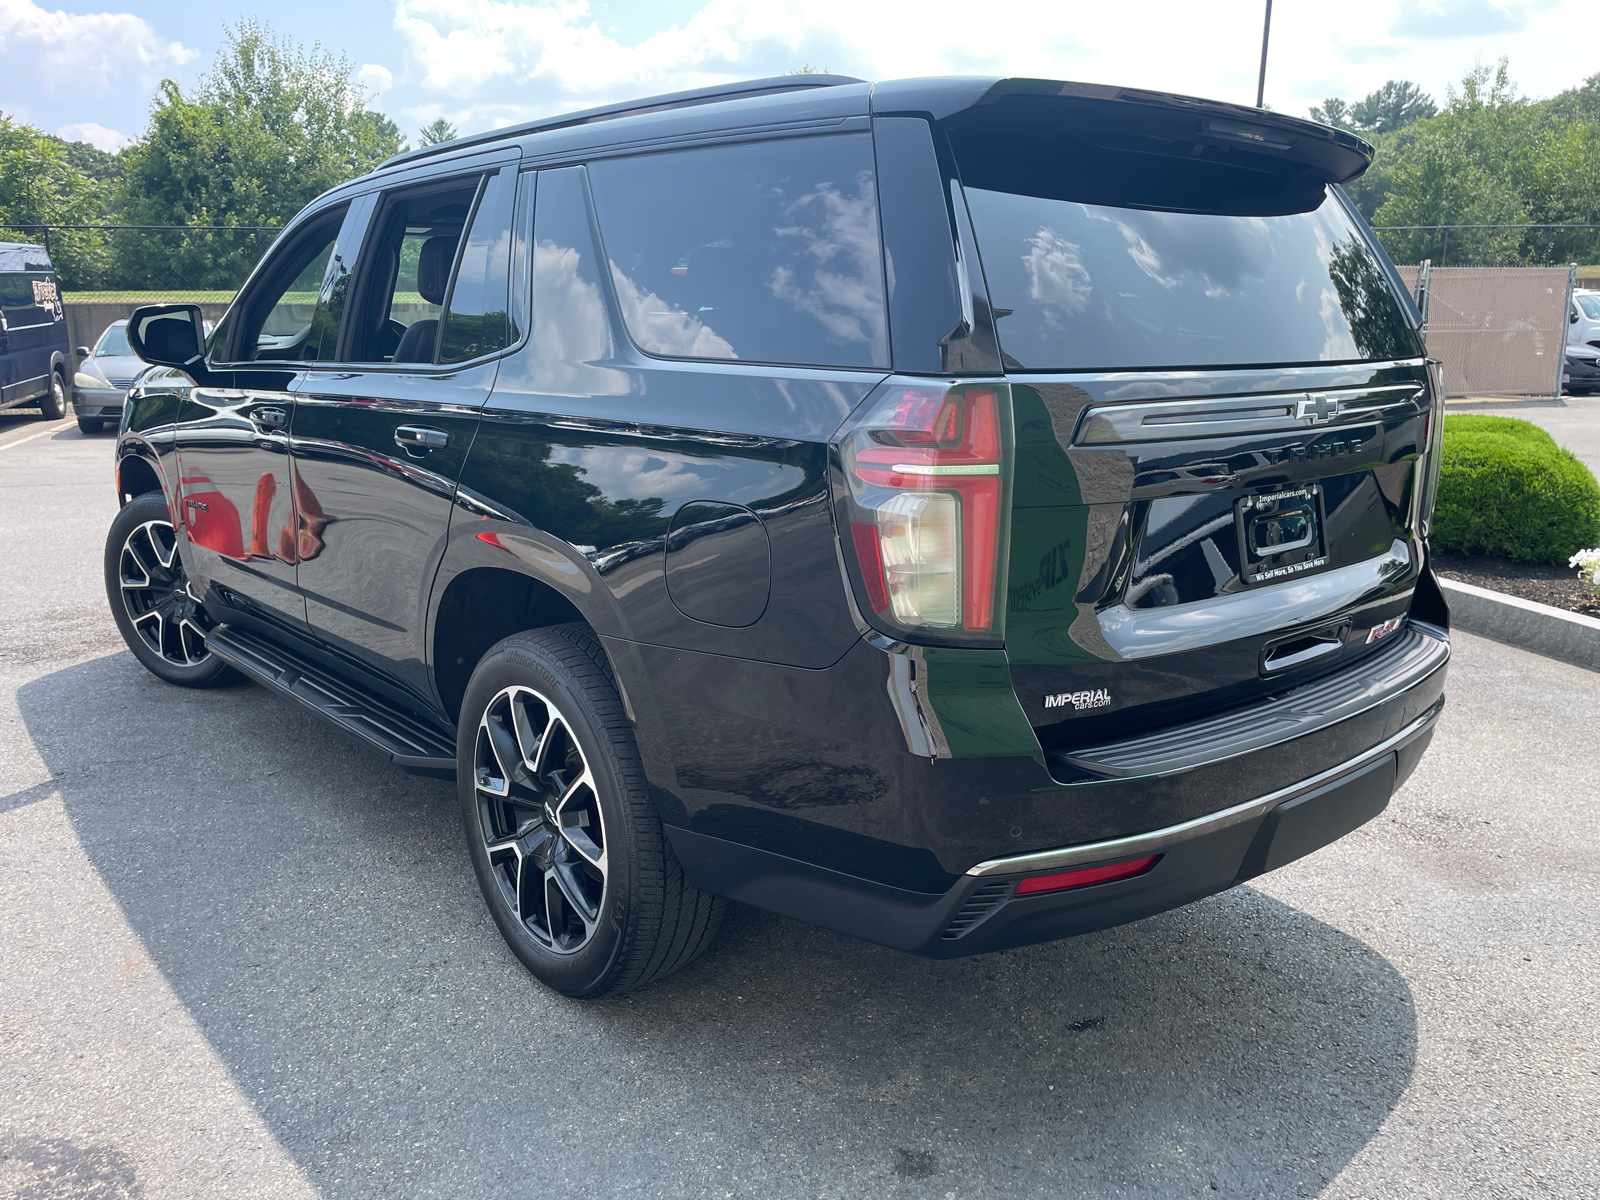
(108, 75, 1449, 998)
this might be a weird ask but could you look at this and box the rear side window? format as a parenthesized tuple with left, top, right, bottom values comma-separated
(439, 171, 516, 363)
(346, 179, 481, 364)
(966, 189, 1418, 371)
(587, 134, 888, 369)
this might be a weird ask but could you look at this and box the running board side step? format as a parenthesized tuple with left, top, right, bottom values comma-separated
(207, 625, 458, 776)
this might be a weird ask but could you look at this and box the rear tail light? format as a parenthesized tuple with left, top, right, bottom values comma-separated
(1014, 854, 1160, 896)
(832, 380, 1011, 644)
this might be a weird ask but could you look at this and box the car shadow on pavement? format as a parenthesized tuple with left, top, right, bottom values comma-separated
(17, 651, 1418, 1199)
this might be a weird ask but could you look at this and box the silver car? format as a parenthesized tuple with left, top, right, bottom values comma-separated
(72, 320, 146, 434)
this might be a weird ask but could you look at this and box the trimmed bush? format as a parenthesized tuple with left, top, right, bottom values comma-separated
(1432, 415, 1600, 564)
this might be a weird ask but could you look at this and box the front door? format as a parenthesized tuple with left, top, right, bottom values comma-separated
(290, 162, 519, 703)
(173, 197, 368, 634)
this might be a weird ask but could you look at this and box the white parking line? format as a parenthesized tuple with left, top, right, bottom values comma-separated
(0, 424, 67, 453)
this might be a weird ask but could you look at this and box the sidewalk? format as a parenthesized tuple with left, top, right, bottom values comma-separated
(1446, 392, 1600, 477)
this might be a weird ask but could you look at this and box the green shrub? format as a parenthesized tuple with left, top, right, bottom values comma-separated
(1432, 416, 1600, 564)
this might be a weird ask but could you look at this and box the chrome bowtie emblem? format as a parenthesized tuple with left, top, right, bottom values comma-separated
(1296, 393, 1341, 424)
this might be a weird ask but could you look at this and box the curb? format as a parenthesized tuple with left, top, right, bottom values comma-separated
(1439, 578, 1600, 672)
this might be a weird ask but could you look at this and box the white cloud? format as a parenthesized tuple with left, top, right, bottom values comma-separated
(0, 0, 194, 89)
(384, 0, 1598, 137)
(54, 121, 133, 152)
(358, 62, 394, 98)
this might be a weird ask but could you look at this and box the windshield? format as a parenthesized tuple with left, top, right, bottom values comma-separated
(965, 188, 1421, 371)
(94, 324, 133, 356)
(1579, 295, 1600, 320)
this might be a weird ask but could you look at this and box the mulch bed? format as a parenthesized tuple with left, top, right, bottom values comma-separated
(1432, 550, 1600, 617)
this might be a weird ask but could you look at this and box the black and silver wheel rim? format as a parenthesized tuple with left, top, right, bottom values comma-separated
(118, 518, 212, 666)
(474, 686, 608, 954)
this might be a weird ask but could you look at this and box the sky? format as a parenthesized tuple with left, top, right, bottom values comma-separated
(1, 0, 1596, 154)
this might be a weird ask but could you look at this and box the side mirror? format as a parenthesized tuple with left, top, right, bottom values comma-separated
(76, 346, 91, 357)
(1572, 311, 1580, 324)
(127, 303, 208, 374)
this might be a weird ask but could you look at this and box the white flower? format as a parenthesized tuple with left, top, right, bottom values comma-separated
(1571, 547, 1600, 592)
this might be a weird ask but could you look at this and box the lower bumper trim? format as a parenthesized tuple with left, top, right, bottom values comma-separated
(966, 694, 1444, 878)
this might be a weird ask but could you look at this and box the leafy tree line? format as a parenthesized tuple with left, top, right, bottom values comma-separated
(1314, 62, 1600, 267)
(0, 19, 455, 292)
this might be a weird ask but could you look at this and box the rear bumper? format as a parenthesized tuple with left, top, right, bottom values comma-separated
(666, 695, 1441, 957)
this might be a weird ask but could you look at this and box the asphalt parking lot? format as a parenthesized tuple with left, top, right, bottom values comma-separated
(2, 411, 1597, 1200)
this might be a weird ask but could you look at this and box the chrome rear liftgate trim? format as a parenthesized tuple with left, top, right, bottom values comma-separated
(966, 694, 1445, 879)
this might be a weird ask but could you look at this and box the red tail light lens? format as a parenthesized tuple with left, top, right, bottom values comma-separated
(834, 381, 1011, 642)
(1014, 855, 1160, 896)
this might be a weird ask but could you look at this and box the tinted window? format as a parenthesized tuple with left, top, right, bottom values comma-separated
(440, 171, 515, 363)
(237, 207, 347, 362)
(0, 271, 56, 327)
(967, 188, 1419, 371)
(346, 179, 479, 364)
(588, 135, 887, 368)
(95, 324, 133, 356)
(528, 166, 624, 397)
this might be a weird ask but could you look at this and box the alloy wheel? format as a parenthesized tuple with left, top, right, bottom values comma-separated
(474, 686, 608, 954)
(117, 519, 213, 667)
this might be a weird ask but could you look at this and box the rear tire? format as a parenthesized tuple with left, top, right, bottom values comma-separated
(458, 624, 723, 998)
(77, 417, 104, 434)
(39, 371, 66, 420)
(104, 491, 238, 688)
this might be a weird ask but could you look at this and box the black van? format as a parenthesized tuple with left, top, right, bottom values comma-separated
(108, 75, 1449, 998)
(0, 242, 71, 420)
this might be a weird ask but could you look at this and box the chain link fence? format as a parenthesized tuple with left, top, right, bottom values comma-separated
(2, 224, 281, 303)
(1373, 223, 1600, 285)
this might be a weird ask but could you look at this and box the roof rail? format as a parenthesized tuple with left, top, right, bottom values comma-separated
(379, 74, 868, 171)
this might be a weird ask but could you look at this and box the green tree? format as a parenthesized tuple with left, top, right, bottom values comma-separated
(114, 18, 404, 291)
(0, 113, 111, 288)
(1308, 97, 1354, 131)
(1311, 81, 1435, 134)
(417, 117, 457, 147)
(1350, 81, 1437, 134)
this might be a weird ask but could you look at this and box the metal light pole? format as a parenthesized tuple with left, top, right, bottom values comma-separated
(1256, 0, 1273, 108)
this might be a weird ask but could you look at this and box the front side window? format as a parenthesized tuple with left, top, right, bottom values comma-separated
(235, 206, 348, 362)
(1579, 295, 1600, 321)
(587, 134, 888, 369)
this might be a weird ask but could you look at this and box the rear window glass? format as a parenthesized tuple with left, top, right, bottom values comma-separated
(966, 188, 1419, 371)
(587, 135, 888, 369)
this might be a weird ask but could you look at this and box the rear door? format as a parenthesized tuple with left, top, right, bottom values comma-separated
(290, 158, 518, 702)
(944, 111, 1433, 754)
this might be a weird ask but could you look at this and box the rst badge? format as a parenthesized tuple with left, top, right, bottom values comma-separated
(1044, 688, 1111, 711)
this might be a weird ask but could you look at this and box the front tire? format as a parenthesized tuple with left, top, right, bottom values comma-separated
(103, 491, 238, 687)
(39, 371, 66, 420)
(458, 624, 723, 998)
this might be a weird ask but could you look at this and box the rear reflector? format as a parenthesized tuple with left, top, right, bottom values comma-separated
(1014, 854, 1160, 896)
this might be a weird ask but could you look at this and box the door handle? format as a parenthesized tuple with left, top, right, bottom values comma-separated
(395, 425, 449, 451)
(252, 407, 288, 429)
